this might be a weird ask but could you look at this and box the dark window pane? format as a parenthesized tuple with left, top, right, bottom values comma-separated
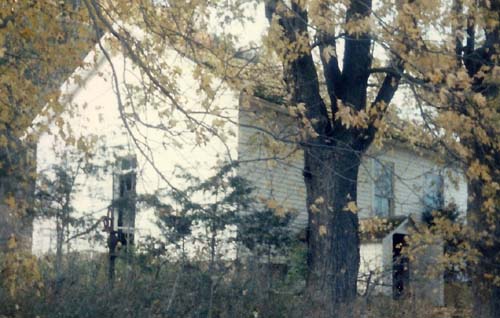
(423, 173, 443, 210)
(374, 160, 394, 217)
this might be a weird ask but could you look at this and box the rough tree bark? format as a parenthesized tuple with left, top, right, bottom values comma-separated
(468, 180, 500, 318)
(265, 1, 400, 316)
(304, 148, 361, 315)
(455, 1, 500, 316)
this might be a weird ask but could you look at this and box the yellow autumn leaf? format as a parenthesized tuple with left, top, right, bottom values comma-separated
(5, 195, 16, 209)
(473, 93, 487, 107)
(266, 199, 278, 209)
(344, 201, 358, 214)
(310, 204, 321, 213)
(19, 27, 35, 39)
(275, 206, 286, 217)
(7, 235, 17, 249)
(0, 134, 8, 147)
(321, 45, 336, 62)
(319, 225, 327, 236)
(314, 196, 325, 205)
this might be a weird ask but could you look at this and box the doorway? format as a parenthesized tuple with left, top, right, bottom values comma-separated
(393, 233, 409, 299)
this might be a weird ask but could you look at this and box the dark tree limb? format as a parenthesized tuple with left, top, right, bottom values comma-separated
(314, 1, 343, 115)
(318, 31, 342, 116)
(360, 59, 403, 150)
(265, 0, 332, 138)
(339, 0, 373, 111)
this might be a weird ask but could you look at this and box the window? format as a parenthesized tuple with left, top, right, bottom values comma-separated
(117, 172, 136, 244)
(121, 157, 137, 170)
(119, 173, 135, 196)
(113, 156, 137, 245)
(373, 160, 394, 217)
(393, 233, 410, 299)
(423, 173, 444, 211)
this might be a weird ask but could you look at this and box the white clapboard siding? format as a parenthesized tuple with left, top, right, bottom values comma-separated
(237, 95, 468, 232)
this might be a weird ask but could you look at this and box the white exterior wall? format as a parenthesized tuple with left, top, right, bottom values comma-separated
(237, 96, 307, 231)
(357, 145, 468, 219)
(237, 96, 468, 297)
(237, 134, 307, 230)
(237, 96, 468, 226)
(33, 47, 239, 255)
(359, 243, 384, 294)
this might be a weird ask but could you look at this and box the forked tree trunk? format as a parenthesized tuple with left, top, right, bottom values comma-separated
(262, 1, 399, 316)
(304, 147, 361, 316)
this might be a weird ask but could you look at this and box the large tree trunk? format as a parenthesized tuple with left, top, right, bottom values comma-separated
(458, 2, 500, 311)
(304, 146, 361, 316)
(263, 1, 400, 316)
(468, 179, 500, 318)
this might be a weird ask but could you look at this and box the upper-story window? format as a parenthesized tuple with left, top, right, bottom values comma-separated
(121, 157, 137, 170)
(373, 160, 394, 218)
(423, 172, 444, 211)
